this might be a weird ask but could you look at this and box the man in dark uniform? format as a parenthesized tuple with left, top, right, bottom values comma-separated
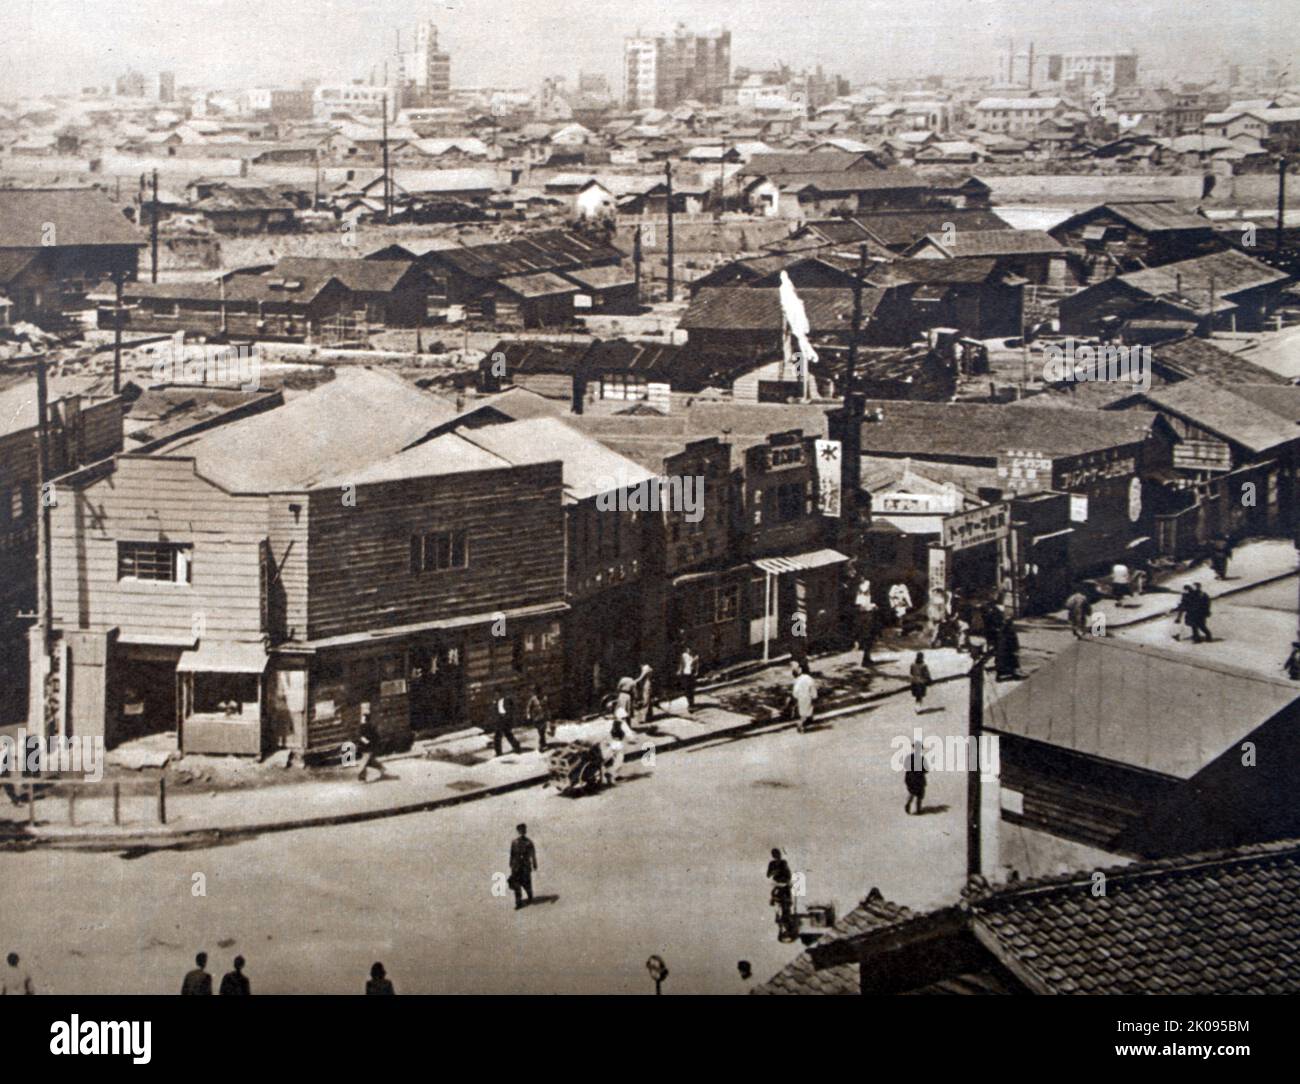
(509, 823, 538, 910)
(181, 951, 212, 996)
(491, 692, 523, 757)
(219, 955, 250, 995)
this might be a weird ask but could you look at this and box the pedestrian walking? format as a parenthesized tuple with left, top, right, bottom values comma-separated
(366, 962, 395, 995)
(1283, 642, 1300, 681)
(676, 644, 700, 712)
(181, 951, 212, 996)
(508, 823, 538, 910)
(792, 663, 817, 734)
(1210, 536, 1231, 581)
(1065, 589, 1091, 639)
(490, 691, 523, 757)
(632, 664, 654, 728)
(219, 956, 250, 996)
(524, 685, 551, 751)
(904, 741, 927, 815)
(994, 621, 1022, 681)
(357, 713, 390, 782)
(1187, 583, 1213, 643)
(1171, 585, 1194, 641)
(2, 952, 34, 995)
(909, 653, 933, 713)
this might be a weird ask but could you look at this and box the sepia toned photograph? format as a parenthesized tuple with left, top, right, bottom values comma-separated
(0, 0, 1296, 1047)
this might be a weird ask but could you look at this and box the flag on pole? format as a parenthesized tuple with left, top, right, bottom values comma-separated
(778, 271, 818, 399)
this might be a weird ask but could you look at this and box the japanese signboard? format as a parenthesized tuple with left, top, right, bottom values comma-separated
(941, 502, 1010, 552)
(996, 449, 1053, 494)
(814, 439, 841, 518)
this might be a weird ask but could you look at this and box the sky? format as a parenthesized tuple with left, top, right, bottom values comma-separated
(1, 0, 1296, 99)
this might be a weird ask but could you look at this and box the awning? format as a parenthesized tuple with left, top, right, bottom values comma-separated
(752, 548, 849, 576)
(177, 642, 269, 674)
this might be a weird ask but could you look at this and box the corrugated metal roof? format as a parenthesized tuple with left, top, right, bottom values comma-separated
(753, 548, 849, 574)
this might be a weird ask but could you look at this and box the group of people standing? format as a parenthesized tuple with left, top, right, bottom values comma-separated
(180, 952, 251, 995)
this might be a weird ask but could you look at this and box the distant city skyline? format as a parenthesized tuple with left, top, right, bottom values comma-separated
(1, 0, 1296, 100)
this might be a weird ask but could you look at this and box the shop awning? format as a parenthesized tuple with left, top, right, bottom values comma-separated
(176, 642, 269, 674)
(752, 548, 849, 576)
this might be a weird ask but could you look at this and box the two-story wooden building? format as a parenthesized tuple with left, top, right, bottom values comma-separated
(48, 369, 571, 757)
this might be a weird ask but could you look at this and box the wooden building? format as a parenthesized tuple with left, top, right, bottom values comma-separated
(1048, 201, 1222, 282)
(98, 257, 436, 340)
(1058, 248, 1292, 336)
(46, 370, 570, 757)
(365, 228, 625, 328)
(0, 378, 124, 728)
(991, 638, 1300, 857)
(0, 188, 145, 321)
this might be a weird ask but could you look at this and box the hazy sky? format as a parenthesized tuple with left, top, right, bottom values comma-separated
(1, 0, 1295, 99)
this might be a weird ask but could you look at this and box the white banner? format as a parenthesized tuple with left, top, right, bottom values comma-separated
(814, 439, 842, 518)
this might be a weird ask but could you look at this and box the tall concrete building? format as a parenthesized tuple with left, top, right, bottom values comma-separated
(398, 19, 452, 108)
(624, 23, 731, 109)
(1047, 50, 1138, 91)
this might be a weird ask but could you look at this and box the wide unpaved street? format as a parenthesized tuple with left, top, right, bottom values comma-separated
(0, 679, 972, 995)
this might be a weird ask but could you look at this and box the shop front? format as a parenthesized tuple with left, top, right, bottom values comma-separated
(748, 548, 850, 661)
(176, 641, 269, 756)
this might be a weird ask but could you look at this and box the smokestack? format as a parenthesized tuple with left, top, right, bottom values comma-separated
(1027, 42, 1034, 90)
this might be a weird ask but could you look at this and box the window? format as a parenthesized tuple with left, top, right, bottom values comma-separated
(714, 584, 740, 623)
(410, 530, 468, 573)
(600, 374, 648, 401)
(192, 672, 258, 718)
(118, 541, 191, 583)
(763, 482, 803, 525)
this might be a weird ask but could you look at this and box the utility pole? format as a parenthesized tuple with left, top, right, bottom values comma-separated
(1277, 153, 1288, 255)
(112, 272, 123, 394)
(381, 93, 391, 224)
(34, 356, 54, 742)
(842, 245, 868, 544)
(633, 221, 643, 304)
(967, 651, 987, 880)
(665, 161, 675, 303)
(150, 169, 159, 284)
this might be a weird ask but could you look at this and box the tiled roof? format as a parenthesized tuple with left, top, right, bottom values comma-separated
(792, 839, 1300, 995)
(866, 258, 1001, 286)
(917, 229, 1064, 258)
(742, 150, 874, 176)
(778, 168, 925, 194)
(0, 187, 145, 248)
(1142, 378, 1300, 453)
(680, 287, 880, 331)
(855, 400, 1163, 460)
(432, 228, 624, 281)
(970, 839, 1300, 994)
(853, 208, 1012, 249)
(1151, 335, 1290, 386)
(751, 888, 917, 994)
(271, 256, 419, 295)
(1056, 201, 1213, 235)
(1118, 249, 1290, 308)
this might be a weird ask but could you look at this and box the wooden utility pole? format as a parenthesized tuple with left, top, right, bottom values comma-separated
(34, 357, 54, 739)
(111, 272, 123, 394)
(967, 651, 986, 879)
(665, 161, 675, 303)
(381, 93, 391, 224)
(1277, 154, 1288, 254)
(840, 245, 869, 543)
(150, 169, 159, 283)
(633, 221, 643, 304)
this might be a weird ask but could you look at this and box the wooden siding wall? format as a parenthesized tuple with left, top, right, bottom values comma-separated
(305, 462, 565, 641)
(266, 496, 310, 642)
(51, 456, 268, 640)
